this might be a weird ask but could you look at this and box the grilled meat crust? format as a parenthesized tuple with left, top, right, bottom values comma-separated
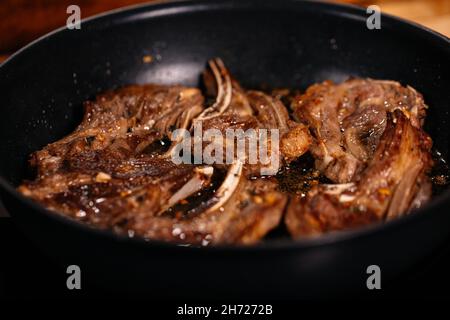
(18, 60, 294, 245)
(292, 78, 428, 183)
(18, 59, 436, 244)
(286, 111, 433, 237)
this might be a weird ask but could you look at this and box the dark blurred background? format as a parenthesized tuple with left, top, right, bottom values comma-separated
(0, 0, 449, 63)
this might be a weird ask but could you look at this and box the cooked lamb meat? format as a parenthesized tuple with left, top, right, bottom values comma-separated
(292, 78, 428, 183)
(18, 58, 295, 245)
(285, 111, 433, 237)
(20, 160, 212, 228)
(18, 57, 440, 244)
(32, 84, 204, 177)
(191, 58, 311, 176)
(122, 175, 287, 245)
(246, 90, 311, 163)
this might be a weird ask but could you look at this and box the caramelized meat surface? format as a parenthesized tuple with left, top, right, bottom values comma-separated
(19, 59, 296, 245)
(292, 78, 428, 183)
(18, 59, 440, 244)
(286, 106, 433, 237)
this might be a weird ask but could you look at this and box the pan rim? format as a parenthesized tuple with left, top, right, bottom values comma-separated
(0, 0, 449, 252)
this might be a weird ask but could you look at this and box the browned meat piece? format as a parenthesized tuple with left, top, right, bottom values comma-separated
(190, 58, 311, 176)
(21, 84, 208, 233)
(280, 123, 311, 162)
(20, 144, 287, 246)
(285, 111, 433, 237)
(19, 155, 217, 225)
(122, 177, 287, 245)
(19, 58, 435, 244)
(246, 90, 311, 164)
(18, 58, 295, 245)
(292, 78, 428, 183)
(33, 84, 204, 177)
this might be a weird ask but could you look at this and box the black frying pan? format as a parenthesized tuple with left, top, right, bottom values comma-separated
(0, 0, 449, 298)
